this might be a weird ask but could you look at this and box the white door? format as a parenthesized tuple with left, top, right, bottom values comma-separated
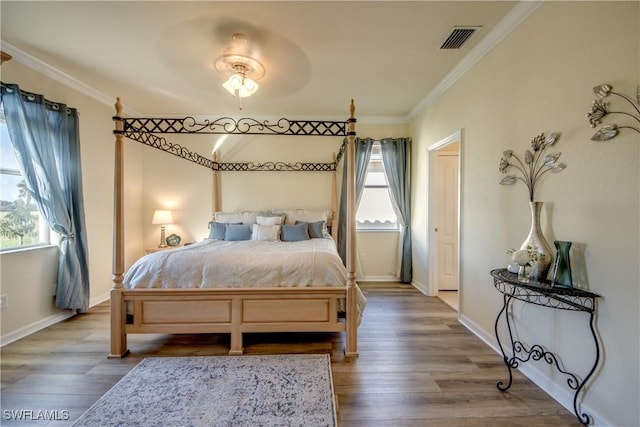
(435, 152, 459, 290)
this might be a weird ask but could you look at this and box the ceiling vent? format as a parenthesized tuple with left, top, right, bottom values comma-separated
(440, 26, 482, 50)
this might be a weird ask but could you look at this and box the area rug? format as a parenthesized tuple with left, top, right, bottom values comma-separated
(72, 354, 337, 427)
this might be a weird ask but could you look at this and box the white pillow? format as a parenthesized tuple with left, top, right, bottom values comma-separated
(256, 215, 283, 226)
(251, 224, 281, 241)
(215, 211, 268, 224)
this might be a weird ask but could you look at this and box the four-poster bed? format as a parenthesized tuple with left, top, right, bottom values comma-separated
(109, 99, 361, 358)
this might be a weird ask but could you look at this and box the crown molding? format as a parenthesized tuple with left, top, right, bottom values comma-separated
(408, 0, 543, 120)
(1, 41, 141, 116)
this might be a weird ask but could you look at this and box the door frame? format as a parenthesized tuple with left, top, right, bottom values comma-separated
(427, 130, 463, 299)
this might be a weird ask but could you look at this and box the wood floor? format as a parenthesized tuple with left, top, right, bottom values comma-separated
(1, 282, 581, 426)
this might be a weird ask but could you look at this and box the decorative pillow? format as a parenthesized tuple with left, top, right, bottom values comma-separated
(275, 209, 329, 225)
(207, 221, 227, 240)
(256, 215, 284, 226)
(224, 224, 252, 241)
(281, 223, 310, 242)
(215, 211, 269, 224)
(251, 224, 281, 241)
(296, 220, 326, 239)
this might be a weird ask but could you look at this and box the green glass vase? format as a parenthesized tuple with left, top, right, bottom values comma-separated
(551, 240, 573, 288)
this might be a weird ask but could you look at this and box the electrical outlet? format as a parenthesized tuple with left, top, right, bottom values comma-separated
(0, 294, 8, 309)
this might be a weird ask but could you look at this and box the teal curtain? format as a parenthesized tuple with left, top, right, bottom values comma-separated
(1, 83, 90, 311)
(380, 137, 412, 283)
(337, 137, 374, 263)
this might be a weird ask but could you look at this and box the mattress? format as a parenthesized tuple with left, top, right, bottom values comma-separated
(125, 238, 348, 289)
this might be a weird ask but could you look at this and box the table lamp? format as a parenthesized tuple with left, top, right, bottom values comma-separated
(151, 209, 174, 248)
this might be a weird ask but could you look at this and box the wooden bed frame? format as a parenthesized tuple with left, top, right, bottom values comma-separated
(109, 99, 359, 358)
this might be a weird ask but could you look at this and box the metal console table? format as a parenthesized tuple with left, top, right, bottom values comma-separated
(490, 268, 601, 426)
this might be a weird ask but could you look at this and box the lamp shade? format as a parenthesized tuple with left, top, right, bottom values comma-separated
(222, 73, 259, 98)
(152, 210, 174, 225)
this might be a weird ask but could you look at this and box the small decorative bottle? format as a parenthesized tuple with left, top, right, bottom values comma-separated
(517, 264, 530, 283)
(551, 241, 573, 288)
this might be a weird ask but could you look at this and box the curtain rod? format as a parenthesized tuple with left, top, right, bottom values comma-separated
(357, 137, 411, 143)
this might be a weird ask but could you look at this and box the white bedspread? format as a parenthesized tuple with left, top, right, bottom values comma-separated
(124, 239, 366, 322)
(125, 239, 350, 288)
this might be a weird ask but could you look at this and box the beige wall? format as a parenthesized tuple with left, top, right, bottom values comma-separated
(0, 60, 144, 339)
(356, 232, 399, 280)
(411, 2, 639, 425)
(0, 246, 59, 334)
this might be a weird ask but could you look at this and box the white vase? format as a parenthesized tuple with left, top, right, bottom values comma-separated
(521, 201, 552, 281)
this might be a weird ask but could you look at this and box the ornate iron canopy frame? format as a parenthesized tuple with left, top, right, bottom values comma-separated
(114, 116, 347, 171)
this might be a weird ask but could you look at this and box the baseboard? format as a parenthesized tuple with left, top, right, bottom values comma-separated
(411, 279, 429, 295)
(0, 291, 110, 347)
(1, 310, 75, 347)
(458, 313, 610, 426)
(357, 275, 398, 282)
(90, 291, 110, 308)
(458, 313, 502, 354)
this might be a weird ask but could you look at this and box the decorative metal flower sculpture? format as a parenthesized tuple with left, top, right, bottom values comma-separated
(586, 84, 640, 141)
(498, 133, 566, 202)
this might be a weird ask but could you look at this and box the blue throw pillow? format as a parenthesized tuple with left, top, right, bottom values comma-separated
(224, 224, 252, 241)
(282, 223, 310, 242)
(208, 222, 227, 240)
(296, 220, 326, 239)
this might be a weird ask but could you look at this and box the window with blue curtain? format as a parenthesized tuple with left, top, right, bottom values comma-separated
(0, 107, 51, 249)
(337, 136, 412, 283)
(357, 142, 399, 231)
(0, 82, 90, 312)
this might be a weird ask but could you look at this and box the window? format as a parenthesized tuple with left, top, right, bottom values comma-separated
(357, 143, 398, 230)
(0, 105, 50, 250)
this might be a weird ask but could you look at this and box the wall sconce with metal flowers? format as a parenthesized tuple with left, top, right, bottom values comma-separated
(586, 84, 640, 141)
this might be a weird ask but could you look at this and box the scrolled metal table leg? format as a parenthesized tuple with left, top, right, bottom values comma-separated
(572, 311, 599, 425)
(495, 292, 514, 391)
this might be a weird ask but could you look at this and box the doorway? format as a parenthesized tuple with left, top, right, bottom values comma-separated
(427, 131, 461, 311)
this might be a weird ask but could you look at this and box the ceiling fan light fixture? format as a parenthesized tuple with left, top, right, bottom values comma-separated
(215, 34, 265, 99)
(238, 76, 258, 97)
(221, 63, 260, 98)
